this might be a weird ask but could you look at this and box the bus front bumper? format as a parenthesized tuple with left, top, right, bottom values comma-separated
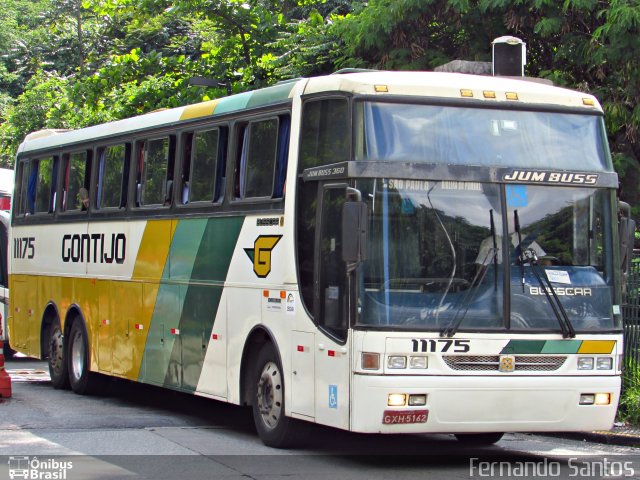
(351, 373, 620, 434)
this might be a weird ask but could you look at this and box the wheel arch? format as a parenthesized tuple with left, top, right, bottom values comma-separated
(239, 325, 282, 406)
(40, 302, 60, 359)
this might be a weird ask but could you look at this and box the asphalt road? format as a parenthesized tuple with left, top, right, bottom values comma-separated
(2, 356, 640, 480)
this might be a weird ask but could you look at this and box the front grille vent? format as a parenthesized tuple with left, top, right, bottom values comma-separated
(443, 355, 566, 372)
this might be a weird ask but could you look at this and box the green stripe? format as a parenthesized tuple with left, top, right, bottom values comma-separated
(140, 219, 208, 385)
(165, 216, 245, 391)
(501, 339, 585, 354)
(500, 340, 545, 354)
(214, 82, 294, 116)
(246, 82, 295, 109)
(541, 340, 582, 354)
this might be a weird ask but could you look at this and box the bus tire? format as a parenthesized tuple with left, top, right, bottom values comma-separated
(48, 323, 70, 390)
(67, 320, 107, 395)
(251, 343, 302, 448)
(3, 340, 15, 360)
(454, 432, 504, 445)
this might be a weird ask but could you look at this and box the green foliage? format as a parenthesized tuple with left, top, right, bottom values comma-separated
(618, 360, 640, 424)
(0, 0, 639, 218)
(0, 71, 69, 165)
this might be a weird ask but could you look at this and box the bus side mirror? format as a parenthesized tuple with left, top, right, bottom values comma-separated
(618, 201, 635, 277)
(342, 201, 368, 265)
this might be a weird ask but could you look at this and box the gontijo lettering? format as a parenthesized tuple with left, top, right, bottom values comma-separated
(62, 233, 126, 264)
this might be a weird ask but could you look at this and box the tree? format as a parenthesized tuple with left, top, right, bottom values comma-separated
(330, 0, 640, 217)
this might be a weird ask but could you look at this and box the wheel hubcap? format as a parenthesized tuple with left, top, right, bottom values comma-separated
(256, 361, 283, 430)
(49, 328, 64, 376)
(70, 329, 84, 382)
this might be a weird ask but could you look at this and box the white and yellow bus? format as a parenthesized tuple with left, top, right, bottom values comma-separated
(8, 71, 627, 447)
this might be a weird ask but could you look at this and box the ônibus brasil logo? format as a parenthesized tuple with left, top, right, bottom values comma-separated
(8, 456, 73, 479)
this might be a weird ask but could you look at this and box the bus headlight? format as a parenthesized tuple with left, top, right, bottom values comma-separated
(578, 357, 594, 370)
(579, 393, 611, 405)
(408, 394, 427, 406)
(579, 394, 595, 405)
(596, 357, 613, 370)
(409, 356, 428, 369)
(388, 356, 407, 369)
(388, 394, 407, 406)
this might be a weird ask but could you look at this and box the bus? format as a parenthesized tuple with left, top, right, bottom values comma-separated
(8, 70, 628, 447)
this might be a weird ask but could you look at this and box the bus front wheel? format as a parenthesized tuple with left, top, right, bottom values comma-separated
(48, 323, 70, 390)
(67, 321, 106, 395)
(251, 343, 302, 448)
(454, 432, 504, 445)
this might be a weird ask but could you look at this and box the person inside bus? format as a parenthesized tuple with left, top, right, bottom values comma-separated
(78, 187, 90, 211)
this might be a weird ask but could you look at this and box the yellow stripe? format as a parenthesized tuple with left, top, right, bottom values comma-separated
(578, 340, 616, 354)
(179, 99, 220, 120)
(132, 220, 175, 280)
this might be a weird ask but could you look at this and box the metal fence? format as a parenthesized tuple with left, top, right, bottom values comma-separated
(623, 256, 640, 367)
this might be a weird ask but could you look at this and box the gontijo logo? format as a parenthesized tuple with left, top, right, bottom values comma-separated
(244, 235, 282, 278)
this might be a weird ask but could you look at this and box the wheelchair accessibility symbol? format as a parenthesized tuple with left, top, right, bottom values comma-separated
(329, 385, 338, 409)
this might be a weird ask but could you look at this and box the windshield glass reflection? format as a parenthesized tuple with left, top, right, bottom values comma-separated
(357, 102, 609, 171)
(355, 180, 615, 331)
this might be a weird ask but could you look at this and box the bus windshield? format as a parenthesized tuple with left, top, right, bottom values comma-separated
(355, 179, 617, 332)
(356, 102, 609, 171)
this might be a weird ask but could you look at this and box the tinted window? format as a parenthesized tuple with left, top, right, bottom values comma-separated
(300, 99, 350, 170)
(140, 137, 170, 206)
(34, 157, 55, 214)
(296, 98, 350, 317)
(190, 129, 219, 203)
(98, 144, 127, 209)
(17, 160, 33, 216)
(63, 151, 90, 211)
(237, 119, 278, 199)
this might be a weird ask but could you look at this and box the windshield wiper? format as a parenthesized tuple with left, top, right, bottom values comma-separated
(440, 246, 498, 338)
(441, 210, 498, 338)
(521, 248, 576, 338)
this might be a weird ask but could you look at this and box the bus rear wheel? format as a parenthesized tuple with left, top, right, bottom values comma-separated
(454, 432, 504, 445)
(48, 323, 70, 390)
(251, 343, 302, 448)
(67, 321, 106, 395)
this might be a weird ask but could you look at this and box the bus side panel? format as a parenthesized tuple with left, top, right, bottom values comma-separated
(96, 279, 111, 372)
(139, 216, 243, 392)
(177, 217, 241, 391)
(9, 275, 37, 355)
(197, 292, 228, 398)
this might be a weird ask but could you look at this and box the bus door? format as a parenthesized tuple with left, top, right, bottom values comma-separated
(313, 183, 351, 429)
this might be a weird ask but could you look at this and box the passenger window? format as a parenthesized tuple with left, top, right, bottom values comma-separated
(33, 156, 56, 214)
(97, 144, 128, 209)
(189, 129, 219, 203)
(63, 151, 91, 211)
(236, 118, 279, 199)
(16, 160, 33, 216)
(139, 137, 171, 206)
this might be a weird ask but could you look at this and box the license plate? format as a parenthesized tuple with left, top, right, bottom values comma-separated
(382, 410, 428, 425)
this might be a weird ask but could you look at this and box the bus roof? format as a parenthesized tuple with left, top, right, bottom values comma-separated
(303, 71, 603, 112)
(17, 71, 602, 156)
